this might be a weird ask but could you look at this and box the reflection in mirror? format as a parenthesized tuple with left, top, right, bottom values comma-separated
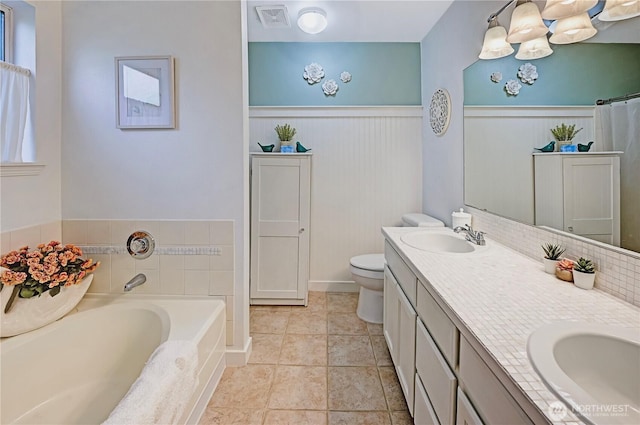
(123, 65, 161, 117)
(463, 43, 640, 253)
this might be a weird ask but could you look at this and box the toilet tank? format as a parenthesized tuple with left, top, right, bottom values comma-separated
(402, 213, 444, 227)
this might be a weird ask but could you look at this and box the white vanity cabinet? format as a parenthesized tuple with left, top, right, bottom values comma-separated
(534, 152, 621, 245)
(250, 153, 311, 305)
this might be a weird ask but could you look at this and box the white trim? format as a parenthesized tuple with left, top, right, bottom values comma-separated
(464, 105, 595, 118)
(0, 162, 45, 176)
(225, 336, 252, 366)
(250, 106, 423, 118)
(308, 280, 359, 292)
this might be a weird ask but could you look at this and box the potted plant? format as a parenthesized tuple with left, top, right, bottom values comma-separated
(541, 243, 565, 274)
(550, 123, 582, 151)
(275, 124, 297, 153)
(555, 258, 574, 282)
(573, 257, 596, 289)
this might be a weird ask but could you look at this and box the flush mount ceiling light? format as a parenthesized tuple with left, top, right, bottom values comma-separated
(479, 16, 515, 59)
(541, 0, 598, 20)
(515, 35, 554, 60)
(507, 0, 550, 43)
(297, 7, 327, 34)
(599, 0, 640, 21)
(549, 12, 598, 43)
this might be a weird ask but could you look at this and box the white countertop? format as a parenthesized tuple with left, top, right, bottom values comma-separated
(382, 226, 640, 425)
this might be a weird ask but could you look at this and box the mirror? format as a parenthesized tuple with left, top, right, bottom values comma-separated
(463, 38, 640, 254)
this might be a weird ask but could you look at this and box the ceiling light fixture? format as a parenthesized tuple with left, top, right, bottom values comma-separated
(541, 0, 599, 20)
(297, 7, 327, 34)
(515, 35, 554, 59)
(549, 12, 598, 43)
(598, 0, 640, 21)
(507, 0, 550, 43)
(479, 16, 515, 59)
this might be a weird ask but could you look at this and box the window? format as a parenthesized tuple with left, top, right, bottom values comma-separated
(0, 3, 13, 63)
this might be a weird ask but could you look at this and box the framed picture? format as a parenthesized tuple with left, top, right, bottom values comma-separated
(115, 56, 175, 129)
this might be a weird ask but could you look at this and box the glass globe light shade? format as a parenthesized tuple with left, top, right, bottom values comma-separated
(507, 1, 550, 43)
(515, 36, 554, 60)
(549, 13, 598, 44)
(541, 0, 599, 20)
(599, 0, 640, 21)
(479, 21, 515, 59)
(297, 8, 328, 34)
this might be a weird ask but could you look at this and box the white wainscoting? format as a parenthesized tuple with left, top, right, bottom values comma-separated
(464, 106, 595, 225)
(250, 107, 423, 290)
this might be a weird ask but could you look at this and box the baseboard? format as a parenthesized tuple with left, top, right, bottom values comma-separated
(309, 280, 359, 292)
(225, 336, 252, 366)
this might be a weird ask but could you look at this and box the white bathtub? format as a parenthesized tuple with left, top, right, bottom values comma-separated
(0, 295, 226, 425)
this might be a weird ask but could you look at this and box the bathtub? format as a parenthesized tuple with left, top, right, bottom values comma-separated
(0, 295, 226, 425)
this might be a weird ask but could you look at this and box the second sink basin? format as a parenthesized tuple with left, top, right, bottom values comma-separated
(528, 322, 640, 425)
(400, 231, 475, 253)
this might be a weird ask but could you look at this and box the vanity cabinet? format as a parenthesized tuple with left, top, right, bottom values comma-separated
(534, 152, 621, 245)
(250, 153, 311, 305)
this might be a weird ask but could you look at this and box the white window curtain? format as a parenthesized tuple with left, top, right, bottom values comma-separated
(0, 60, 32, 163)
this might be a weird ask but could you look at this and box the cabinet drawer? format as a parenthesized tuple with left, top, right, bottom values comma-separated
(416, 319, 456, 425)
(459, 336, 533, 425)
(456, 387, 484, 425)
(417, 280, 459, 367)
(414, 373, 440, 425)
(385, 241, 417, 306)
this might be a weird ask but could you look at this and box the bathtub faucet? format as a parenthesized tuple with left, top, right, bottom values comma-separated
(124, 273, 147, 292)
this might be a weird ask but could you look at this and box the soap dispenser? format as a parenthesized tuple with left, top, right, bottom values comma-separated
(452, 208, 472, 229)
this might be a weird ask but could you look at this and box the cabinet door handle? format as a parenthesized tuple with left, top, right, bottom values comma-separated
(299, 228, 305, 233)
(568, 226, 574, 232)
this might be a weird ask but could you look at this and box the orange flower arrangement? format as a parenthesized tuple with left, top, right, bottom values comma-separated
(1, 241, 99, 313)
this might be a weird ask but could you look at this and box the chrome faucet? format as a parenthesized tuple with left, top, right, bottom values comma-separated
(453, 224, 486, 246)
(123, 273, 147, 292)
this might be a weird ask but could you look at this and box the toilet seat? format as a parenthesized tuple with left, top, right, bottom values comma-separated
(350, 254, 385, 279)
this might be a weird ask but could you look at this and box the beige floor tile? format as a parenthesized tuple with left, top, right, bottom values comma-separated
(328, 411, 392, 425)
(328, 366, 387, 411)
(370, 335, 393, 366)
(367, 322, 384, 335)
(249, 333, 284, 364)
(286, 310, 328, 334)
(209, 365, 275, 408)
(264, 410, 328, 425)
(198, 407, 264, 425)
(306, 291, 327, 311)
(378, 367, 408, 411)
(327, 292, 358, 313)
(250, 304, 292, 312)
(328, 335, 376, 366)
(279, 334, 328, 365)
(327, 312, 369, 335)
(250, 310, 290, 334)
(269, 365, 328, 410)
(390, 409, 412, 425)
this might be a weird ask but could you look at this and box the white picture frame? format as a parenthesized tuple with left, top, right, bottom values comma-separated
(115, 56, 175, 129)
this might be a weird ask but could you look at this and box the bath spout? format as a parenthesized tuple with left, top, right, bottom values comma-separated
(124, 273, 146, 292)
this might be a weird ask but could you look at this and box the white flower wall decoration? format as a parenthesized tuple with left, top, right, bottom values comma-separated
(303, 63, 325, 85)
(517, 63, 538, 85)
(505, 79, 522, 96)
(340, 71, 352, 83)
(490, 72, 502, 83)
(322, 79, 339, 96)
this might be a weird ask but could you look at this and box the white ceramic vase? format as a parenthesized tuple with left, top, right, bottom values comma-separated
(573, 270, 595, 290)
(0, 274, 93, 337)
(543, 258, 558, 274)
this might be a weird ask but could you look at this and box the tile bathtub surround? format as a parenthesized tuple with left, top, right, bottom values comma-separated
(199, 292, 412, 425)
(1, 221, 62, 254)
(468, 208, 640, 307)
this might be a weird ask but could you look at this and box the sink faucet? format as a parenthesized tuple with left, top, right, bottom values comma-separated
(453, 224, 486, 246)
(123, 273, 147, 292)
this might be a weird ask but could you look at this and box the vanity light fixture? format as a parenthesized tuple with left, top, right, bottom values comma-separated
(541, 0, 598, 20)
(599, 0, 640, 21)
(506, 0, 549, 43)
(549, 12, 597, 43)
(297, 7, 327, 34)
(515, 35, 554, 59)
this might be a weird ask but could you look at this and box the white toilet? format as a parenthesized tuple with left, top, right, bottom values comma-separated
(350, 213, 444, 323)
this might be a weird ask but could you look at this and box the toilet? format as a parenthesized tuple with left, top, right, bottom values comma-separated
(350, 213, 444, 323)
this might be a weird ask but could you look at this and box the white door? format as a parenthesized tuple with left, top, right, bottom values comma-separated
(563, 156, 620, 245)
(250, 156, 310, 301)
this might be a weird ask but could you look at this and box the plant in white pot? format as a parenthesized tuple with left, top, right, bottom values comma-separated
(573, 257, 596, 290)
(541, 243, 565, 274)
(550, 123, 582, 151)
(275, 124, 297, 153)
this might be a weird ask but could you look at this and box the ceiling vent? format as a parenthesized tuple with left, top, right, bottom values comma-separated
(256, 5, 291, 29)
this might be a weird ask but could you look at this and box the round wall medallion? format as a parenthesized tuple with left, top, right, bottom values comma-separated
(429, 88, 451, 136)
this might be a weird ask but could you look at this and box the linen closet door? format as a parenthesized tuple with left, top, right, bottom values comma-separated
(250, 154, 311, 305)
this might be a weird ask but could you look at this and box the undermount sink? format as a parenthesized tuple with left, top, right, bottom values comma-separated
(527, 322, 640, 425)
(400, 231, 476, 253)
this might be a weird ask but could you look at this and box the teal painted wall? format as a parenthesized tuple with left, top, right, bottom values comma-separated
(248, 42, 421, 106)
(464, 43, 640, 105)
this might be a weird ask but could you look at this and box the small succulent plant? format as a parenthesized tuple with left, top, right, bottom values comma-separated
(275, 124, 297, 142)
(557, 259, 574, 271)
(542, 243, 565, 260)
(550, 123, 583, 142)
(574, 257, 595, 274)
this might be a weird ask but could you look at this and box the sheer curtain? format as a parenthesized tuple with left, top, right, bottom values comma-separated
(0, 61, 32, 163)
(595, 97, 640, 252)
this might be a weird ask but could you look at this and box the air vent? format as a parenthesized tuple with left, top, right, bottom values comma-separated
(256, 5, 291, 29)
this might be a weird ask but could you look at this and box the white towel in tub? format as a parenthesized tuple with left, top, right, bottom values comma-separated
(102, 340, 199, 425)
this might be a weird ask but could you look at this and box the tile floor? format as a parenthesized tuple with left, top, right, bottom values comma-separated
(199, 292, 412, 425)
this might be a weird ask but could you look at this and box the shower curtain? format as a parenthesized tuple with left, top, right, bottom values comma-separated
(595, 97, 640, 252)
(0, 61, 31, 163)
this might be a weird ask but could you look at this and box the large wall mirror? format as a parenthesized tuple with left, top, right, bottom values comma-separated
(463, 19, 640, 254)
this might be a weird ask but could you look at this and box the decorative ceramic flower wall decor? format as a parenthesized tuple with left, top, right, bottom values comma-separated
(303, 63, 325, 85)
(322, 79, 339, 96)
(517, 63, 538, 85)
(340, 71, 352, 83)
(490, 72, 502, 83)
(505, 79, 522, 96)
